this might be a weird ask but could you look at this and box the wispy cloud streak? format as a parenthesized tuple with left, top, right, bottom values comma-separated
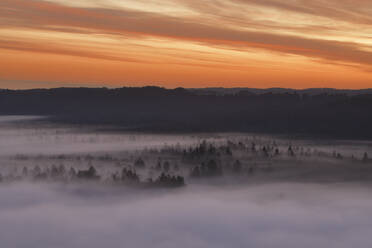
(0, 0, 371, 88)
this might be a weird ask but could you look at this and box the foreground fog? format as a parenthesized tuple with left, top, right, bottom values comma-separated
(1, 116, 372, 248)
(1, 183, 372, 248)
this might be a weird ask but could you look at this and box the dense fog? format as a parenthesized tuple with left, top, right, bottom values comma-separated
(1, 116, 372, 248)
(1, 182, 372, 248)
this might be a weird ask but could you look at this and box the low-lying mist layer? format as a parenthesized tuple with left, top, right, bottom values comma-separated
(1, 119, 371, 186)
(1, 182, 372, 248)
(1, 116, 372, 248)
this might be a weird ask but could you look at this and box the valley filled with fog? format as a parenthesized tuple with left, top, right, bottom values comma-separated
(1, 116, 372, 248)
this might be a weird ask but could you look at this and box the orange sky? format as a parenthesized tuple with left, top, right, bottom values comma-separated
(1, 0, 372, 89)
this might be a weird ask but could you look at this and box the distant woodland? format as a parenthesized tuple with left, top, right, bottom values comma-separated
(1, 87, 372, 139)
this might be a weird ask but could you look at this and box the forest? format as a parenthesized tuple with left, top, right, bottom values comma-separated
(1, 87, 372, 139)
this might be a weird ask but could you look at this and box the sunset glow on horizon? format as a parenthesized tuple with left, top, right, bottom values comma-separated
(1, 0, 372, 89)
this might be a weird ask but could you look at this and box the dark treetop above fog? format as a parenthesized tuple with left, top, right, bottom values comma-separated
(1, 87, 372, 139)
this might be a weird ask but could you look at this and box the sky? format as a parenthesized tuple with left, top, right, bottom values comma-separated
(0, 0, 372, 89)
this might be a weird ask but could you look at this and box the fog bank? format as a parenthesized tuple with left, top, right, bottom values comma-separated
(1, 183, 372, 248)
(1, 116, 372, 248)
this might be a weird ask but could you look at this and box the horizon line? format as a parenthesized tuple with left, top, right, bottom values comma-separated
(1, 86, 372, 91)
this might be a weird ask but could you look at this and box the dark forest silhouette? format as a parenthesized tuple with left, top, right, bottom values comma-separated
(1, 87, 372, 139)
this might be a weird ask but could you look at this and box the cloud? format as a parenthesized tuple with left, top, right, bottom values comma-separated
(227, 0, 372, 25)
(1, 0, 372, 68)
(0, 39, 145, 63)
(1, 0, 372, 88)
